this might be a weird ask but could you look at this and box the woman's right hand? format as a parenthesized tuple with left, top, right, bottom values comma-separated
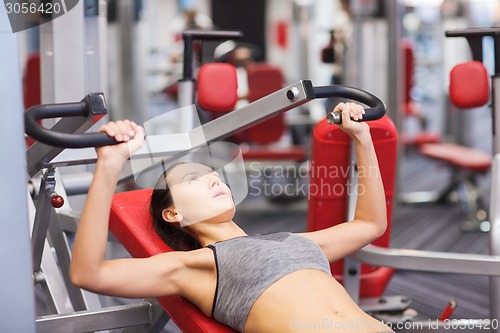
(333, 102, 370, 140)
(95, 120, 145, 165)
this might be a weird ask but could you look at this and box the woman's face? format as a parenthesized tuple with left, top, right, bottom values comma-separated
(166, 163, 235, 226)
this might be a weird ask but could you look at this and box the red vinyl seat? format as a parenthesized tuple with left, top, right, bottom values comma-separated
(418, 143, 491, 172)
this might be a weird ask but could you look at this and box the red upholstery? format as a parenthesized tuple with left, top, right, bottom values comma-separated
(242, 63, 306, 161)
(402, 40, 414, 116)
(23, 53, 41, 147)
(244, 63, 286, 144)
(449, 61, 489, 109)
(419, 143, 491, 172)
(307, 116, 398, 297)
(109, 189, 237, 333)
(197, 63, 238, 112)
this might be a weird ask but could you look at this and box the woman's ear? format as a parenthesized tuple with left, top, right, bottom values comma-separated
(162, 208, 183, 223)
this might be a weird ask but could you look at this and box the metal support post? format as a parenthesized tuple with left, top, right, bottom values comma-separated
(385, 0, 404, 199)
(343, 143, 361, 304)
(28, 193, 74, 314)
(490, 155, 500, 331)
(39, 0, 85, 104)
(36, 301, 165, 333)
(37, 0, 109, 316)
(32, 168, 57, 272)
(47, 206, 88, 311)
(0, 7, 36, 332)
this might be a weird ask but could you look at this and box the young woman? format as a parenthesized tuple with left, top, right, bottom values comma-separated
(70, 102, 394, 333)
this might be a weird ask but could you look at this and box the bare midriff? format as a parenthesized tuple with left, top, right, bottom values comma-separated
(244, 269, 393, 333)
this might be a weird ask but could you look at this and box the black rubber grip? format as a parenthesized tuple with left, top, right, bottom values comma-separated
(24, 93, 119, 148)
(313, 85, 386, 124)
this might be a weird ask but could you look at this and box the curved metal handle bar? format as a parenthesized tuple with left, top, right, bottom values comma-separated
(313, 85, 386, 124)
(24, 93, 118, 148)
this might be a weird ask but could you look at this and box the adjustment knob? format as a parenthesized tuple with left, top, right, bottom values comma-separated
(51, 195, 64, 208)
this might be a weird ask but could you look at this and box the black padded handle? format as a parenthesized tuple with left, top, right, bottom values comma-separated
(24, 93, 118, 148)
(313, 85, 386, 124)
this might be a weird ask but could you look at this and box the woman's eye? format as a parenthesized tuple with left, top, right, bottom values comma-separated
(188, 176, 200, 183)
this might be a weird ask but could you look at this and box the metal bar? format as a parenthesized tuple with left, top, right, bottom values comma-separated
(26, 115, 103, 177)
(343, 142, 361, 303)
(40, 0, 86, 106)
(466, 37, 484, 62)
(47, 209, 87, 311)
(385, 0, 403, 124)
(0, 7, 37, 332)
(121, 308, 170, 333)
(28, 194, 74, 314)
(177, 80, 196, 132)
(188, 80, 314, 146)
(36, 301, 162, 333)
(32, 170, 56, 272)
(490, 155, 500, 332)
(39, 244, 75, 314)
(48, 80, 315, 169)
(494, 75, 500, 156)
(495, 36, 500, 75)
(356, 244, 500, 276)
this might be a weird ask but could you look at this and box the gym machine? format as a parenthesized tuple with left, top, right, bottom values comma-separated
(24, 79, 384, 332)
(26, 80, 500, 333)
(339, 27, 500, 333)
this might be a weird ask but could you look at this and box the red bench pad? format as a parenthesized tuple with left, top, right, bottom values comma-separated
(419, 143, 491, 172)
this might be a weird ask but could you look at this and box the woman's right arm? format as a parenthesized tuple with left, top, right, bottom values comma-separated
(70, 121, 186, 298)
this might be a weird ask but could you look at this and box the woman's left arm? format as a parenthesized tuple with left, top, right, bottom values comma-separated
(299, 103, 387, 262)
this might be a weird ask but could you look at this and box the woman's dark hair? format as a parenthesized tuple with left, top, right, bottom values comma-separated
(149, 164, 202, 251)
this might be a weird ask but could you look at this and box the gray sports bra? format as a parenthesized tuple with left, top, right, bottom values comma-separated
(207, 232, 331, 332)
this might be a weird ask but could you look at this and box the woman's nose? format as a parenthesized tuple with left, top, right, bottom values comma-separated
(208, 174, 220, 188)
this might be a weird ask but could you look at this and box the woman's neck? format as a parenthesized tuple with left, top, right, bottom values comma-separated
(191, 220, 247, 247)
